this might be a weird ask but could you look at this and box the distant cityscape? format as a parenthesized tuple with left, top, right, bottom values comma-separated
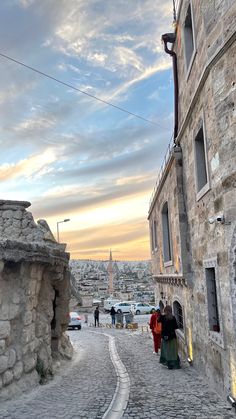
(70, 254, 155, 305)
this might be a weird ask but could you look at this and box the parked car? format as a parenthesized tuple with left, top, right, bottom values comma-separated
(113, 302, 133, 314)
(68, 311, 82, 330)
(104, 298, 120, 312)
(132, 303, 156, 315)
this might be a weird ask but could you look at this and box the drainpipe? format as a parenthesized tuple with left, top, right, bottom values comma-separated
(161, 33, 179, 144)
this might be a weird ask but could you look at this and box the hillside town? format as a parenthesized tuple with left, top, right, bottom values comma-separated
(70, 253, 155, 307)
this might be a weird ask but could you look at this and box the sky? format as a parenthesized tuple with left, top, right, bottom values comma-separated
(0, 0, 174, 260)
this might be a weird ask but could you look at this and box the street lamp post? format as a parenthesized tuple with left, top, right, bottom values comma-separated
(57, 219, 70, 242)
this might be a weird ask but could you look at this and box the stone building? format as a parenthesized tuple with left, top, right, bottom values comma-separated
(148, 0, 236, 398)
(0, 200, 72, 401)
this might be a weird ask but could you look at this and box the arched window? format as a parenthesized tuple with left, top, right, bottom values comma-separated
(173, 300, 184, 330)
(162, 202, 172, 262)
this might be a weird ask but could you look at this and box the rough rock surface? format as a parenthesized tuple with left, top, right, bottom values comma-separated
(0, 200, 72, 401)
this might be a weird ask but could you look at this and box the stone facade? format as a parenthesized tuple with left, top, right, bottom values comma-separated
(148, 0, 236, 398)
(0, 200, 72, 401)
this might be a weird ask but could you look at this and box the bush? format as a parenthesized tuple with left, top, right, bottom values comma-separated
(36, 357, 53, 385)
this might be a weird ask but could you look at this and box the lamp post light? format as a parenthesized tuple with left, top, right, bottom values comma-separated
(57, 218, 70, 242)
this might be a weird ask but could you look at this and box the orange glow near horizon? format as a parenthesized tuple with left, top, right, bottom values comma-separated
(45, 191, 153, 261)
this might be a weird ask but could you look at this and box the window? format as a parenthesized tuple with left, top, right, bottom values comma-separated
(194, 124, 209, 195)
(162, 202, 172, 263)
(206, 267, 220, 333)
(153, 220, 158, 249)
(150, 223, 154, 252)
(150, 219, 157, 252)
(173, 301, 184, 330)
(184, 2, 195, 71)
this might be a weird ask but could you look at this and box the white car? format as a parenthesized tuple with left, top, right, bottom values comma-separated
(113, 302, 133, 314)
(104, 298, 120, 312)
(132, 303, 156, 315)
(68, 311, 82, 330)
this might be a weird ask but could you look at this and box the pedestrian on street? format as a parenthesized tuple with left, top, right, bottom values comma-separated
(149, 307, 162, 354)
(110, 306, 116, 326)
(158, 305, 181, 369)
(94, 306, 100, 327)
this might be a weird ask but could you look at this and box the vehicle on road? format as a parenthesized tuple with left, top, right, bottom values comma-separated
(104, 297, 120, 312)
(68, 311, 82, 330)
(132, 303, 156, 315)
(113, 301, 133, 314)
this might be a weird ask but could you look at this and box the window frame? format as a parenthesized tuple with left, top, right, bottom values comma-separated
(150, 218, 158, 253)
(183, 0, 197, 79)
(173, 300, 184, 331)
(153, 219, 158, 251)
(193, 114, 210, 201)
(203, 258, 225, 349)
(161, 201, 173, 266)
(205, 267, 220, 333)
(150, 220, 154, 253)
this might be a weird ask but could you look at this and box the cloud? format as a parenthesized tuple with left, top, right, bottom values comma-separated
(104, 58, 171, 103)
(41, 0, 173, 103)
(32, 174, 155, 219)
(0, 0, 174, 260)
(18, 0, 35, 7)
(64, 217, 151, 260)
(0, 148, 56, 181)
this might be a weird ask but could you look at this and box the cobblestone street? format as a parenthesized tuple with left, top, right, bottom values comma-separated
(0, 316, 234, 419)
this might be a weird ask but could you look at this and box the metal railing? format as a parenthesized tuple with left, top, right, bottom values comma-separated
(149, 135, 174, 210)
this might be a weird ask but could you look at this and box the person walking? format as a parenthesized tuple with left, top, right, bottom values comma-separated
(158, 305, 181, 369)
(110, 306, 116, 326)
(149, 308, 162, 354)
(94, 306, 100, 327)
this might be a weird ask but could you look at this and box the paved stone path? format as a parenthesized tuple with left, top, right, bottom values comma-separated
(0, 324, 234, 418)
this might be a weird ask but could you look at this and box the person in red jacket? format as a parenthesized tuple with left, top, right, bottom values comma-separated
(149, 307, 162, 354)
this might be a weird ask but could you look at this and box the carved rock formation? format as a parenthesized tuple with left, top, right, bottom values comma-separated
(0, 200, 72, 401)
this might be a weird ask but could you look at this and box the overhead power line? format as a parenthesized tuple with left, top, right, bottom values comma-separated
(0, 51, 161, 127)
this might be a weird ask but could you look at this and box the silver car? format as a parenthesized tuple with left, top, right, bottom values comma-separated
(113, 302, 133, 314)
(132, 303, 156, 315)
(68, 311, 82, 330)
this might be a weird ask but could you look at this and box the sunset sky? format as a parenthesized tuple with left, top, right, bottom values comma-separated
(0, 0, 174, 260)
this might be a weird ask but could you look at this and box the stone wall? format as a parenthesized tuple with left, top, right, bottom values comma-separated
(148, 0, 236, 398)
(177, 0, 236, 131)
(0, 200, 72, 401)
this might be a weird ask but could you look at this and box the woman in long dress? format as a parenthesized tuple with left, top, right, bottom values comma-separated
(159, 305, 181, 369)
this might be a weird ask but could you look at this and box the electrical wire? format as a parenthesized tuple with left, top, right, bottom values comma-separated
(0, 51, 162, 127)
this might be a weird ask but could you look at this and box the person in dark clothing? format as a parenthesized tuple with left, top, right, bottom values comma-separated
(94, 306, 100, 327)
(158, 305, 181, 369)
(110, 306, 116, 326)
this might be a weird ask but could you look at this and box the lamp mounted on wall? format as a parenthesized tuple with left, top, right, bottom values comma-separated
(187, 357, 193, 366)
